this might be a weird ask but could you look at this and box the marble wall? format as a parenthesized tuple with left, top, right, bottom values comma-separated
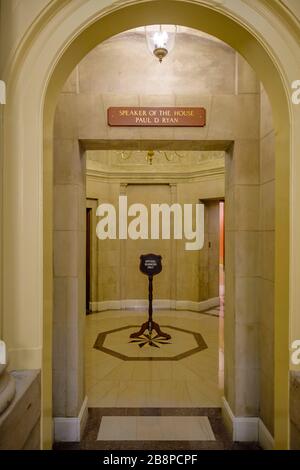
(224, 55, 261, 419)
(259, 85, 275, 435)
(224, 82, 275, 433)
(86, 164, 224, 307)
(53, 115, 86, 417)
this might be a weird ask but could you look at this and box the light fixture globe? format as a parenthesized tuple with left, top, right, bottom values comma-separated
(145, 25, 177, 63)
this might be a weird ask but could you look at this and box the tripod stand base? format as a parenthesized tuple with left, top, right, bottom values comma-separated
(130, 321, 171, 340)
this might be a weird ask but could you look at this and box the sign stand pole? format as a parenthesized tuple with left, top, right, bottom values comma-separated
(130, 273, 171, 340)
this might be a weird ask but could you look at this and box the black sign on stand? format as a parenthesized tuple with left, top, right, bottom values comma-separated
(130, 254, 171, 340)
(139, 253, 162, 276)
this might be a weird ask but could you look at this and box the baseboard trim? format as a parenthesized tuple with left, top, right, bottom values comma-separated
(222, 397, 274, 449)
(53, 396, 88, 442)
(175, 297, 219, 312)
(89, 297, 220, 313)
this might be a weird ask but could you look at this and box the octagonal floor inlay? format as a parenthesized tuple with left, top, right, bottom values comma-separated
(86, 309, 223, 408)
(94, 325, 207, 361)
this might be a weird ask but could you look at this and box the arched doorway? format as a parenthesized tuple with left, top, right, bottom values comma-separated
(2, 0, 299, 449)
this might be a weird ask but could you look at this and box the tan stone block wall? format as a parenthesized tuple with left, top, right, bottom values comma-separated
(224, 57, 261, 418)
(86, 177, 224, 303)
(259, 85, 275, 435)
(53, 120, 86, 416)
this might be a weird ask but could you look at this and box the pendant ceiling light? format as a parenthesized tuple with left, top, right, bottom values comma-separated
(119, 150, 184, 165)
(145, 25, 177, 63)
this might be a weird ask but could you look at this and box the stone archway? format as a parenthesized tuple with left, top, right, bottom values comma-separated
(2, 0, 299, 449)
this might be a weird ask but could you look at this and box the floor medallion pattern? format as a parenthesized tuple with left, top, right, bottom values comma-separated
(129, 333, 172, 349)
(86, 310, 222, 408)
(93, 325, 208, 361)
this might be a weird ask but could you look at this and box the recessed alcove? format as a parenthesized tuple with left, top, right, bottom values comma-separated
(52, 24, 275, 446)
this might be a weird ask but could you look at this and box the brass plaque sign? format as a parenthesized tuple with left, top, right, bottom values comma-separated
(107, 107, 206, 127)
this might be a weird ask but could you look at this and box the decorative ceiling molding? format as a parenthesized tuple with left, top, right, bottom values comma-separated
(86, 165, 224, 183)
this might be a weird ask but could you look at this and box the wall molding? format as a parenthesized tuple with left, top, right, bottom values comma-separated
(86, 164, 225, 184)
(89, 297, 220, 313)
(53, 396, 88, 442)
(222, 397, 274, 449)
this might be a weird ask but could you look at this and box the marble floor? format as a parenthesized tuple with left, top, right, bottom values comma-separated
(85, 308, 224, 408)
(54, 309, 263, 450)
(97, 416, 216, 441)
(54, 407, 261, 450)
